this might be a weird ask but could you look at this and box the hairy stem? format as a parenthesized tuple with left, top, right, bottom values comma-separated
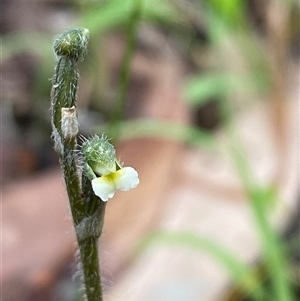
(51, 28, 105, 301)
(79, 237, 103, 301)
(63, 135, 85, 225)
(52, 57, 78, 132)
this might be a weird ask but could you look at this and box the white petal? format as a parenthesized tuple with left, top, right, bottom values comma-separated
(115, 167, 139, 191)
(94, 162, 116, 176)
(91, 177, 116, 202)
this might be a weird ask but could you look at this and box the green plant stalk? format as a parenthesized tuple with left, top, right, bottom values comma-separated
(201, 10, 293, 298)
(207, 62, 293, 299)
(51, 28, 104, 301)
(137, 231, 269, 301)
(51, 46, 85, 226)
(229, 134, 294, 301)
(77, 176, 106, 299)
(79, 237, 103, 299)
(250, 190, 294, 301)
(63, 130, 85, 225)
(52, 58, 78, 130)
(78, 175, 106, 301)
(109, 0, 143, 140)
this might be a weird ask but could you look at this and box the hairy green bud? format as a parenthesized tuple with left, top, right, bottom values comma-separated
(81, 135, 117, 176)
(54, 28, 89, 62)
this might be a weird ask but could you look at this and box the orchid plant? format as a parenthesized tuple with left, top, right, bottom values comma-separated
(50, 28, 139, 301)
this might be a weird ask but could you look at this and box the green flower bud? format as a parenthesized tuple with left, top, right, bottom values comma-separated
(54, 28, 89, 62)
(81, 135, 117, 176)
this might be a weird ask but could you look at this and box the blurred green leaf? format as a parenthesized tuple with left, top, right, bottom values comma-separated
(184, 72, 268, 107)
(1, 32, 52, 61)
(78, 0, 132, 35)
(77, 0, 182, 35)
(143, 0, 182, 24)
(97, 119, 216, 149)
(137, 230, 269, 301)
(206, 0, 246, 26)
(228, 134, 295, 301)
(185, 73, 228, 106)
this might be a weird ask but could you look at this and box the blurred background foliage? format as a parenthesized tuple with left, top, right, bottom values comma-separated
(1, 0, 299, 176)
(2, 0, 299, 170)
(1, 0, 299, 300)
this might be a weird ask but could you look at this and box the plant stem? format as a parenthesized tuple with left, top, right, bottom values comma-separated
(80, 237, 103, 301)
(229, 133, 294, 301)
(52, 57, 78, 132)
(63, 133, 85, 225)
(51, 28, 105, 301)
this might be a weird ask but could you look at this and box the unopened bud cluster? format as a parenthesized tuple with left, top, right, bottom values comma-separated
(54, 28, 89, 62)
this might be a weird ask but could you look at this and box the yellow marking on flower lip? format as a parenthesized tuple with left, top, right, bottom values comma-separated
(102, 171, 119, 183)
(91, 167, 139, 201)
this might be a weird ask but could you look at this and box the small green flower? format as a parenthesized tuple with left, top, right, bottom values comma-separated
(81, 135, 139, 201)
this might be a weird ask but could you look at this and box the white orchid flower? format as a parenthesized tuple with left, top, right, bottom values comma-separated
(91, 166, 139, 201)
(81, 135, 139, 202)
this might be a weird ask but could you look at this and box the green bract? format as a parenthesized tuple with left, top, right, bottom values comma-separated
(81, 135, 117, 175)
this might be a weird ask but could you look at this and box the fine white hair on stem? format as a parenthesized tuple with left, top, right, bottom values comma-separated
(74, 148, 84, 172)
(51, 127, 64, 155)
(75, 213, 102, 242)
(72, 247, 82, 282)
(78, 134, 88, 144)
